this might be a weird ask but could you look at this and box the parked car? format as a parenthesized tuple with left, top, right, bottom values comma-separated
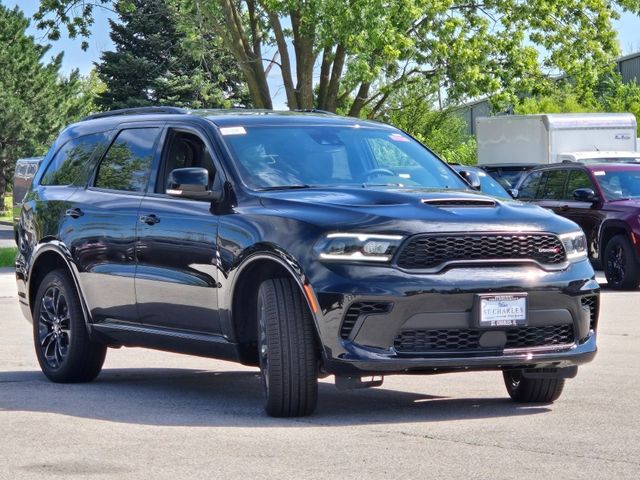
(480, 163, 538, 191)
(12, 157, 43, 220)
(451, 165, 513, 199)
(16, 107, 598, 417)
(516, 162, 640, 289)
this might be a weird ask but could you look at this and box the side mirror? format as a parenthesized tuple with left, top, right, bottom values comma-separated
(166, 167, 222, 201)
(457, 169, 481, 190)
(573, 188, 598, 203)
(507, 188, 518, 199)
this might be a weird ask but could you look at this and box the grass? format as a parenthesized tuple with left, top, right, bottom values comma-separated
(0, 195, 12, 223)
(0, 247, 17, 268)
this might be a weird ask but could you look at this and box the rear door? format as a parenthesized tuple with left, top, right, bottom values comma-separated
(62, 124, 163, 323)
(134, 124, 222, 334)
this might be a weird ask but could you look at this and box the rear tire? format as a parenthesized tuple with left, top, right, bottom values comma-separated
(257, 277, 318, 417)
(33, 270, 107, 383)
(503, 370, 565, 403)
(604, 234, 640, 290)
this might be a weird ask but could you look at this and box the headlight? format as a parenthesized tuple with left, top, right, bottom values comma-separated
(559, 231, 588, 261)
(316, 233, 404, 262)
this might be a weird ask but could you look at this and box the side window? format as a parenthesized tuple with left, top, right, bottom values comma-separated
(40, 133, 106, 186)
(540, 169, 568, 200)
(517, 171, 543, 200)
(161, 130, 215, 193)
(94, 128, 160, 192)
(565, 170, 594, 199)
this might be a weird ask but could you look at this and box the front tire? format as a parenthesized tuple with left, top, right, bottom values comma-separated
(257, 277, 318, 417)
(503, 370, 565, 403)
(33, 270, 107, 383)
(604, 234, 640, 290)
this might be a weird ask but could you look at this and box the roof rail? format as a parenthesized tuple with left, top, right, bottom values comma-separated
(292, 108, 335, 115)
(82, 106, 188, 121)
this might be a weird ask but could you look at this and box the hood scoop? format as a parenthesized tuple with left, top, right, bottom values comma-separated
(422, 198, 497, 208)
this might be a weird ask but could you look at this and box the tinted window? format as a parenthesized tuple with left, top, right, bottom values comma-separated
(94, 128, 160, 192)
(40, 133, 106, 186)
(566, 170, 594, 199)
(221, 126, 465, 190)
(517, 171, 543, 200)
(540, 169, 568, 200)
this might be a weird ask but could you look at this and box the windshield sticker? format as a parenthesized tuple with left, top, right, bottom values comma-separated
(220, 126, 247, 136)
(389, 133, 410, 142)
(399, 173, 411, 179)
(593, 171, 606, 176)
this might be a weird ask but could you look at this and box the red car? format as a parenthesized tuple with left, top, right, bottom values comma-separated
(517, 162, 640, 289)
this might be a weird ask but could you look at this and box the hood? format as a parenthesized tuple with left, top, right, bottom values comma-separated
(257, 186, 578, 235)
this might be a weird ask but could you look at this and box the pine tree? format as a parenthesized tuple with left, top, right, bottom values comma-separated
(0, 5, 88, 208)
(95, 0, 248, 110)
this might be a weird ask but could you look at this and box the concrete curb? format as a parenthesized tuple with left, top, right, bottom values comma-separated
(0, 220, 13, 226)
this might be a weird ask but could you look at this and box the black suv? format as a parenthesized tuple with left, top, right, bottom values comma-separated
(16, 107, 598, 417)
(516, 162, 640, 289)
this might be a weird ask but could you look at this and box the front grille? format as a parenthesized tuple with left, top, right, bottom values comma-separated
(341, 302, 392, 339)
(394, 325, 575, 353)
(581, 295, 598, 331)
(396, 234, 566, 269)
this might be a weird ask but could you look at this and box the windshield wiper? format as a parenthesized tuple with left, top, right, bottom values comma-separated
(258, 184, 312, 191)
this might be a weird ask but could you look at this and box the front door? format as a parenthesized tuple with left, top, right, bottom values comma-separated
(135, 126, 222, 334)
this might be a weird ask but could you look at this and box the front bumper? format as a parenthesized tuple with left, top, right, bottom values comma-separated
(309, 260, 599, 376)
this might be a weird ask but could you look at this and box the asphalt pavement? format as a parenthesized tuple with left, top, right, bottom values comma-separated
(0, 222, 14, 248)
(0, 270, 638, 479)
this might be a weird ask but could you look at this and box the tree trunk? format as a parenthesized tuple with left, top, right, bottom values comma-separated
(215, 0, 272, 108)
(290, 9, 316, 109)
(348, 82, 371, 117)
(325, 44, 346, 112)
(268, 11, 298, 109)
(317, 47, 332, 110)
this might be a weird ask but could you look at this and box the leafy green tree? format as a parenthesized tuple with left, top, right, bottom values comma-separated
(516, 73, 640, 135)
(0, 5, 90, 211)
(35, 0, 640, 115)
(95, 0, 248, 109)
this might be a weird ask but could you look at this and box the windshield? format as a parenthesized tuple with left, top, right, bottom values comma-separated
(477, 170, 511, 198)
(582, 157, 640, 164)
(593, 168, 640, 200)
(219, 125, 467, 190)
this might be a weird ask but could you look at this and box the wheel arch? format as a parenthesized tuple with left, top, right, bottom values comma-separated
(598, 221, 633, 259)
(229, 251, 323, 366)
(28, 242, 92, 329)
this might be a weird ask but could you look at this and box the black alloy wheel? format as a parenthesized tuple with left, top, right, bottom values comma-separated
(33, 270, 107, 382)
(604, 234, 640, 290)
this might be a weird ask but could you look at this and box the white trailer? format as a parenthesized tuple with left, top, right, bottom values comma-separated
(476, 113, 638, 165)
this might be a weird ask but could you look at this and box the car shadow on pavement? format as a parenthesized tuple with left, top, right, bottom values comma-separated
(0, 368, 551, 426)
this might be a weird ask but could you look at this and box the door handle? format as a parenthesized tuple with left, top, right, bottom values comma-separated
(65, 208, 84, 218)
(140, 214, 160, 225)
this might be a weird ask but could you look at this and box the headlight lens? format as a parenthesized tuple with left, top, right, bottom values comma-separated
(559, 231, 588, 261)
(316, 233, 404, 262)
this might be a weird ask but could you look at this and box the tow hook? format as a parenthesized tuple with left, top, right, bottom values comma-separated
(335, 375, 384, 390)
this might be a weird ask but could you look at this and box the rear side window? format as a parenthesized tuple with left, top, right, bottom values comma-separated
(517, 171, 543, 200)
(540, 169, 568, 200)
(94, 128, 160, 192)
(40, 133, 106, 186)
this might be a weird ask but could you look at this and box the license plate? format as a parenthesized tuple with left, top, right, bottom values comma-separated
(476, 294, 527, 327)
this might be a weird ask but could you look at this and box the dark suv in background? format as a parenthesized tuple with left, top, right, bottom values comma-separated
(516, 163, 640, 289)
(16, 107, 598, 417)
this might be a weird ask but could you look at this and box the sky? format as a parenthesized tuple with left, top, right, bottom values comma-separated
(3, 0, 640, 105)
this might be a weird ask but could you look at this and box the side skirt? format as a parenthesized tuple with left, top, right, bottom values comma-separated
(91, 321, 242, 361)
